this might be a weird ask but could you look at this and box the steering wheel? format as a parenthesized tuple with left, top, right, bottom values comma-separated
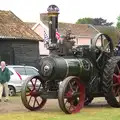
(91, 33, 114, 69)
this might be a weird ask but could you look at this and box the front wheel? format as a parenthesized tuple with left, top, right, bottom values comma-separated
(58, 76, 85, 114)
(21, 76, 47, 111)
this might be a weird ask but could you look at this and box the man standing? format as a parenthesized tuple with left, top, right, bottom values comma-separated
(0, 61, 10, 102)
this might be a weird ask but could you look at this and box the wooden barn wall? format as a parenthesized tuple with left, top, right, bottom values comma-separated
(0, 40, 13, 64)
(0, 39, 39, 68)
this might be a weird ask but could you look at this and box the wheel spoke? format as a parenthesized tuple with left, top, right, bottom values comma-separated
(96, 46, 101, 51)
(101, 35, 104, 47)
(34, 79, 37, 87)
(104, 42, 110, 51)
(33, 98, 36, 108)
(27, 86, 31, 91)
(69, 82, 74, 92)
(114, 87, 120, 96)
(37, 82, 42, 91)
(96, 52, 103, 62)
(75, 86, 79, 92)
(26, 90, 32, 96)
(28, 96, 32, 105)
(35, 97, 40, 106)
(30, 79, 35, 89)
(113, 83, 120, 87)
(30, 79, 34, 86)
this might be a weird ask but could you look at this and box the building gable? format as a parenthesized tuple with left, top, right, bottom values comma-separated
(0, 10, 42, 41)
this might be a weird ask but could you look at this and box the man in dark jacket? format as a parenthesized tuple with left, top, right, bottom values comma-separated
(0, 61, 10, 102)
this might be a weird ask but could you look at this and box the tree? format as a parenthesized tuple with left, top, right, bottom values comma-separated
(76, 17, 113, 26)
(116, 16, 120, 29)
(76, 18, 93, 24)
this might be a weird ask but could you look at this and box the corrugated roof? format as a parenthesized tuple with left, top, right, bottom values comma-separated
(0, 10, 42, 41)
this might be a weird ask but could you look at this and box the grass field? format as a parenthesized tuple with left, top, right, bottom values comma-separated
(0, 107, 120, 120)
(0, 97, 120, 120)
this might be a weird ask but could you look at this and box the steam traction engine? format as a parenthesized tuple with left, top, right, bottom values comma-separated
(21, 5, 120, 114)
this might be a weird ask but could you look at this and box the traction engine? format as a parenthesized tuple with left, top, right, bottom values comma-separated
(21, 5, 120, 114)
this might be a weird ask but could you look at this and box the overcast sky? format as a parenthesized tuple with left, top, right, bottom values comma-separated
(0, 0, 120, 26)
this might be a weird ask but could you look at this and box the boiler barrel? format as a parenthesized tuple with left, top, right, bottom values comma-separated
(39, 56, 93, 83)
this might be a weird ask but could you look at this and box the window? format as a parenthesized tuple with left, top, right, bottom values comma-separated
(25, 67, 39, 75)
(9, 70, 13, 75)
(77, 38, 91, 46)
(14, 67, 26, 75)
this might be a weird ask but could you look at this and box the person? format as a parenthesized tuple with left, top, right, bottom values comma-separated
(0, 61, 10, 102)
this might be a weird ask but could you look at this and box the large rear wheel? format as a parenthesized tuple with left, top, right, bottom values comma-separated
(103, 56, 120, 107)
(21, 76, 47, 111)
(58, 76, 85, 114)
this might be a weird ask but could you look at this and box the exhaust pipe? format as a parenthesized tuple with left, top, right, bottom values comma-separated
(47, 5, 59, 50)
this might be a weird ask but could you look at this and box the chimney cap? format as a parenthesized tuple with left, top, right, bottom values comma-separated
(47, 4, 59, 13)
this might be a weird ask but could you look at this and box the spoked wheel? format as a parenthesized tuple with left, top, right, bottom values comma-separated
(91, 33, 114, 69)
(21, 75, 47, 111)
(103, 56, 120, 107)
(58, 76, 85, 114)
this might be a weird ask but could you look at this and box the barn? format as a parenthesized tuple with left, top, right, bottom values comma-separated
(0, 11, 42, 68)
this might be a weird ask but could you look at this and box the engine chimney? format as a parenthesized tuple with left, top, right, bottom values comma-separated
(47, 5, 59, 50)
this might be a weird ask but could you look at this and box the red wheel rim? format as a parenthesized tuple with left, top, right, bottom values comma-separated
(64, 78, 85, 113)
(113, 64, 120, 102)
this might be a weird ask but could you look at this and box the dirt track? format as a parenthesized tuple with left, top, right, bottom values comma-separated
(0, 96, 109, 114)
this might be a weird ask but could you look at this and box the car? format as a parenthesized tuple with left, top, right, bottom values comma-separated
(6, 65, 39, 96)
